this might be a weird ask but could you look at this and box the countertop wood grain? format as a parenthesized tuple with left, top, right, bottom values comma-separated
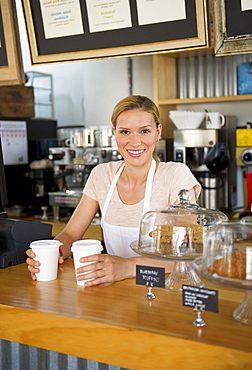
(0, 259, 251, 369)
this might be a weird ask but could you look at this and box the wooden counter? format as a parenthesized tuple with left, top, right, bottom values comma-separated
(18, 215, 103, 240)
(0, 259, 251, 369)
(49, 220, 103, 240)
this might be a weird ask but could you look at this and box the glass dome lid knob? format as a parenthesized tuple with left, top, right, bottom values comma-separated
(172, 189, 199, 209)
(178, 189, 192, 204)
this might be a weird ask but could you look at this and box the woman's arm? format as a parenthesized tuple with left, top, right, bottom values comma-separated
(54, 194, 99, 258)
(74, 254, 173, 287)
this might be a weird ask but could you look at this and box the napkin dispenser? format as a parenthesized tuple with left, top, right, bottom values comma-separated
(0, 218, 52, 268)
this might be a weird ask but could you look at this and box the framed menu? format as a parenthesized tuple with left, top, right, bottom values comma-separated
(214, 0, 252, 55)
(0, 0, 25, 85)
(21, 0, 208, 64)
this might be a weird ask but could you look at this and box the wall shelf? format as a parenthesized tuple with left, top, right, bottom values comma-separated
(25, 71, 54, 119)
(159, 94, 252, 105)
(153, 54, 252, 137)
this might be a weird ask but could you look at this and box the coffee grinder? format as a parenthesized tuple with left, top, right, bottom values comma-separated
(174, 116, 237, 213)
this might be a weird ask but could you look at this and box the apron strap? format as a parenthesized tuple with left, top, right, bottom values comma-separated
(143, 158, 156, 214)
(102, 163, 125, 217)
(102, 158, 156, 218)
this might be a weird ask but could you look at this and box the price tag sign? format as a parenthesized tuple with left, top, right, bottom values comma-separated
(182, 285, 219, 313)
(136, 265, 165, 288)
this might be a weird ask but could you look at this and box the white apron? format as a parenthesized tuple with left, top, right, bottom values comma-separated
(101, 158, 156, 258)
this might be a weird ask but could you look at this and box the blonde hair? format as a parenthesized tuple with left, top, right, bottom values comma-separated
(111, 95, 161, 128)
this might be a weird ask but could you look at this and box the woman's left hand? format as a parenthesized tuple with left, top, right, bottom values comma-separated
(75, 254, 133, 286)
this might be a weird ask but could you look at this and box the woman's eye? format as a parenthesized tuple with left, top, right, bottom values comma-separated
(141, 129, 151, 134)
(120, 130, 129, 135)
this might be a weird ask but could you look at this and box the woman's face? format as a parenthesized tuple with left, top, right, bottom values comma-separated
(112, 108, 162, 166)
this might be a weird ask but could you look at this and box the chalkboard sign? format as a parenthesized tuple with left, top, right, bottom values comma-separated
(22, 0, 208, 64)
(214, 0, 252, 55)
(0, 0, 25, 86)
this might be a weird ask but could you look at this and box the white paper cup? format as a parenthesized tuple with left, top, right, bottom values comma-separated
(30, 239, 62, 281)
(71, 239, 103, 286)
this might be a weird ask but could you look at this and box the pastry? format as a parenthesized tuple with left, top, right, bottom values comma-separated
(186, 224, 205, 253)
(149, 224, 204, 255)
(207, 249, 246, 280)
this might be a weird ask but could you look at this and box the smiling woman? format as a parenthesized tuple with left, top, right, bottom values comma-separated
(112, 96, 162, 161)
(26, 95, 201, 286)
(112, 107, 161, 165)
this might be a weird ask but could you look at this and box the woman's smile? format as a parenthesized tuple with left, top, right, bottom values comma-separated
(127, 149, 145, 157)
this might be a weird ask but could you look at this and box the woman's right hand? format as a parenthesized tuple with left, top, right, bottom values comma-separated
(26, 249, 40, 281)
(26, 248, 65, 281)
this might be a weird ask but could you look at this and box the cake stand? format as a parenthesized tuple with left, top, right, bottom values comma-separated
(131, 239, 205, 291)
(130, 189, 228, 292)
(192, 257, 252, 325)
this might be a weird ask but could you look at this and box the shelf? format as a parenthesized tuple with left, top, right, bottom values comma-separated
(35, 102, 53, 106)
(26, 71, 54, 119)
(34, 87, 52, 91)
(152, 53, 252, 138)
(159, 94, 252, 105)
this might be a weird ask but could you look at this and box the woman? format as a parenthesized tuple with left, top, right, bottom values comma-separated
(27, 95, 201, 286)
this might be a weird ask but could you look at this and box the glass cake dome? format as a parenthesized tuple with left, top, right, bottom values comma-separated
(192, 218, 252, 325)
(131, 189, 228, 291)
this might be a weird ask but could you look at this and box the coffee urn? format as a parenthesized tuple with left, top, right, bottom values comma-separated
(174, 116, 237, 213)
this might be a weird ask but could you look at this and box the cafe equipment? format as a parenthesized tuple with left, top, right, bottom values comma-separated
(65, 128, 96, 148)
(48, 146, 122, 189)
(48, 147, 91, 222)
(59, 127, 114, 149)
(56, 125, 85, 147)
(131, 189, 228, 291)
(1, 118, 58, 216)
(236, 124, 252, 214)
(174, 116, 237, 213)
(169, 110, 205, 130)
(154, 138, 174, 162)
(0, 218, 52, 268)
(192, 218, 252, 325)
(48, 145, 122, 221)
(94, 128, 113, 147)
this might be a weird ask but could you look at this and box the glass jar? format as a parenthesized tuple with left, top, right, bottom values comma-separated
(192, 218, 252, 325)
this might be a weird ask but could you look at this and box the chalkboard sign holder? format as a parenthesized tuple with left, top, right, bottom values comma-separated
(214, 0, 252, 56)
(0, 0, 25, 86)
(21, 0, 208, 65)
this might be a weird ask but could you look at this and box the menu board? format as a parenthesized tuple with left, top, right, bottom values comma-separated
(226, 0, 252, 37)
(0, 0, 25, 85)
(0, 7, 8, 67)
(214, 0, 252, 55)
(22, 0, 207, 63)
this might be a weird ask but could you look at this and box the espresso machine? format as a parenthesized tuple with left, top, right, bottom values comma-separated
(48, 127, 122, 221)
(174, 116, 237, 213)
(47, 146, 94, 222)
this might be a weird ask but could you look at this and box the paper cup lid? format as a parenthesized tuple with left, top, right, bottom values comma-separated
(30, 239, 62, 248)
(71, 239, 103, 252)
